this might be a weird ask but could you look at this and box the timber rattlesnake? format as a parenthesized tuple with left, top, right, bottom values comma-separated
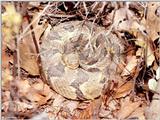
(40, 21, 124, 100)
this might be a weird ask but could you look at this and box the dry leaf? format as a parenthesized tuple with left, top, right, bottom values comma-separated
(135, 38, 146, 47)
(131, 20, 147, 37)
(17, 79, 31, 94)
(32, 81, 54, 101)
(19, 12, 48, 75)
(2, 91, 10, 105)
(27, 91, 47, 104)
(74, 102, 93, 120)
(136, 48, 143, 57)
(19, 40, 39, 75)
(15, 101, 34, 110)
(51, 95, 66, 113)
(148, 78, 158, 91)
(2, 4, 22, 39)
(41, 24, 52, 43)
(146, 45, 155, 67)
(128, 106, 146, 120)
(113, 8, 128, 30)
(19, 18, 39, 75)
(114, 81, 133, 98)
(121, 56, 138, 76)
(146, 2, 160, 41)
(29, 2, 40, 7)
(17, 79, 52, 105)
(134, 35, 155, 67)
(2, 45, 13, 69)
(63, 100, 78, 114)
(156, 66, 160, 80)
(99, 106, 113, 118)
(32, 13, 48, 41)
(30, 112, 49, 120)
(117, 97, 142, 119)
(2, 69, 13, 86)
(113, 7, 135, 30)
(145, 73, 160, 120)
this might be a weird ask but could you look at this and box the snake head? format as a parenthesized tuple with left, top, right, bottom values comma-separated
(62, 52, 79, 69)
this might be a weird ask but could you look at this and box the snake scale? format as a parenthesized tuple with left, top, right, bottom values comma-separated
(40, 21, 124, 100)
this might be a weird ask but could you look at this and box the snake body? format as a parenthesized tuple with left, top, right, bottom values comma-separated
(40, 21, 124, 100)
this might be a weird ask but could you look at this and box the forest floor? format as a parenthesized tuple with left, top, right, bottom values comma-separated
(2, 1, 160, 120)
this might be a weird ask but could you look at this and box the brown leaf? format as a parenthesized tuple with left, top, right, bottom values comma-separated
(19, 11, 48, 75)
(74, 104, 93, 120)
(114, 81, 133, 98)
(121, 56, 138, 76)
(128, 105, 146, 120)
(53, 95, 66, 111)
(117, 97, 142, 119)
(32, 13, 48, 41)
(2, 69, 13, 87)
(19, 18, 39, 75)
(146, 2, 160, 41)
(32, 81, 54, 101)
(136, 48, 143, 57)
(113, 7, 136, 31)
(2, 45, 13, 69)
(63, 100, 79, 113)
(146, 45, 155, 67)
(17, 79, 52, 105)
(17, 79, 31, 94)
(18, 79, 45, 103)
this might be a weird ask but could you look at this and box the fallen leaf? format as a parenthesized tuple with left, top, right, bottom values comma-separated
(146, 2, 160, 41)
(146, 45, 155, 67)
(19, 17, 39, 75)
(15, 101, 34, 110)
(51, 94, 66, 115)
(74, 103, 92, 120)
(17, 79, 52, 105)
(32, 81, 54, 101)
(30, 112, 49, 120)
(114, 81, 133, 98)
(41, 24, 52, 43)
(2, 69, 13, 86)
(136, 48, 143, 57)
(148, 78, 158, 91)
(128, 106, 146, 120)
(2, 91, 10, 103)
(19, 11, 48, 75)
(99, 106, 113, 118)
(121, 56, 138, 76)
(2, 4, 22, 34)
(63, 100, 78, 114)
(156, 66, 160, 80)
(117, 97, 142, 119)
(2, 45, 13, 69)
(113, 7, 135, 31)
(113, 8, 128, 30)
(135, 38, 146, 47)
(17, 79, 31, 94)
(29, 2, 40, 7)
(32, 12, 48, 41)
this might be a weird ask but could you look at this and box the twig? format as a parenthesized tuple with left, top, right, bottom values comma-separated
(83, 2, 89, 19)
(91, 2, 99, 12)
(26, 9, 48, 84)
(18, 2, 51, 41)
(45, 13, 76, 18)
(74, 1, 80, 8)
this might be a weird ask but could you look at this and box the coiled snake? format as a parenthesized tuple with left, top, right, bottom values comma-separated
(40, 21, 124, 100)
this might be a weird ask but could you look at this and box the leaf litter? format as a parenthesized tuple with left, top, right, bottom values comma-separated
(2, 1, 160, 120)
